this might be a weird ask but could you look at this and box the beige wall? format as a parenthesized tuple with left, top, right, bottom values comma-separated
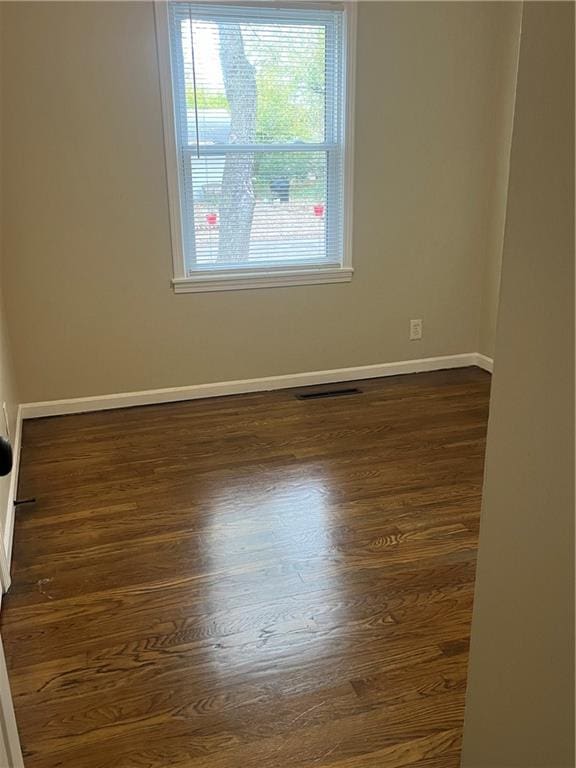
(0, 3, 19, 534)
(477, 4, 522, 359)
(1, 1, 520, 404)
(462, 3, 574, 766)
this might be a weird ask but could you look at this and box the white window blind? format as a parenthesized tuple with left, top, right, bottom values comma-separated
(160, 2, 354, 291)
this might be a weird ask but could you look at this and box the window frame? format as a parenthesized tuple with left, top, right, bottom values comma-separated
(155, 1, 356, 293)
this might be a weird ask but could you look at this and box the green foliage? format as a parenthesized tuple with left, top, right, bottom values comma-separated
(251, 26, 325, 184)
(189, 24, 327, 199)
(254, 58, 324, 143)
(186, 89, 228, 110)
(253, 176, 324, 202)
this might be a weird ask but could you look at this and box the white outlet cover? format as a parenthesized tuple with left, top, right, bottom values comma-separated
(410, 319, 423, 340)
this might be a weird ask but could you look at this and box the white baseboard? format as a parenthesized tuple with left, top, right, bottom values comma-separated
(20, 353, 490, 420)
(475, 354, 494, 373)
(2, 406, 22, 585)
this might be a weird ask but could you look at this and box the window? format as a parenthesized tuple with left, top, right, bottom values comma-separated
(156, 2, 355, 292)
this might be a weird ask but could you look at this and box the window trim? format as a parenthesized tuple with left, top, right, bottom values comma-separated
(155, 1, 356, 293)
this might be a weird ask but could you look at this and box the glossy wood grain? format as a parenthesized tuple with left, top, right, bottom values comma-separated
(1, 367, 490, 768)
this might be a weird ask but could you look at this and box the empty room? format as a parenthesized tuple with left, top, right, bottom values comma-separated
(0, 1, 572, 767)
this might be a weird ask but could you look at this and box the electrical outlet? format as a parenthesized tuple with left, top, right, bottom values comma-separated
(410, 319, 423, 340)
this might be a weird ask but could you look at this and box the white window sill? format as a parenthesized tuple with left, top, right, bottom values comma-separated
(172, 267, 354, 294)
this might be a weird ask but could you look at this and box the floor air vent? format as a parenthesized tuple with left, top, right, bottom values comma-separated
(296, 387, 362, 401)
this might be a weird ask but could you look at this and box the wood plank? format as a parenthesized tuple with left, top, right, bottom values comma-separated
(1, 367, 490, 767)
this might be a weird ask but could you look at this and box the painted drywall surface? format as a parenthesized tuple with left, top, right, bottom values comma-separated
(0, 3, 19, 535)
(477, 3, 522, 359)
(2, 2, 520, 403)
(462, 3, 574, 766)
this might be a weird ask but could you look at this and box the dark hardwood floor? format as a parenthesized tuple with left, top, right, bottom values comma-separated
(1, 367, 490, 768)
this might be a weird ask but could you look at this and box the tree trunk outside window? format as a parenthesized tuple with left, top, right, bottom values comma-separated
(217, 24, 257, 263)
